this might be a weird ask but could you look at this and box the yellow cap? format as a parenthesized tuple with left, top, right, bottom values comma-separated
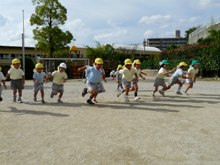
(124, 59, 132, 65)
(117, 64, 123, 70)
(12, 58, 21, 64)
(134, 59, 141, 65)
(35, 63, 44, 69)
(95, 58, 103, 64)
(178, 62, 187, 67)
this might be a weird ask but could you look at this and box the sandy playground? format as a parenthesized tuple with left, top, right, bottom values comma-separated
(0, 77, 220, 165)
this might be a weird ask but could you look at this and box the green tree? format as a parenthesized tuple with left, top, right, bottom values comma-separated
(185, 26, 199, 39)
(30, 0, 73, 57)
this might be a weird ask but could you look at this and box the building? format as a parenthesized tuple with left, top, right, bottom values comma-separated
(188, 17, 220, 44)
(147, 30, 187, 51)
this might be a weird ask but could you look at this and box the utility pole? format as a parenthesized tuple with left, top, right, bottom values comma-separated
(22, 10, 25, 73)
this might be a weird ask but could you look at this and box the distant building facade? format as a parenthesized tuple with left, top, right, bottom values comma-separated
(188, 17, 220, 44)
(147, 30, 187, 51)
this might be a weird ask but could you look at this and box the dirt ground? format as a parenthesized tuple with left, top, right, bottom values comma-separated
(0, 77, 220, 165)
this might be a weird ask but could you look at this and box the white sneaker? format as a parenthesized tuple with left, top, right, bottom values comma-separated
(134, 97, 140, 101)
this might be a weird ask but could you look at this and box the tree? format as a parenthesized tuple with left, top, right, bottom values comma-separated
(185, 26, 199, 39)
(30, 0, 73, 57)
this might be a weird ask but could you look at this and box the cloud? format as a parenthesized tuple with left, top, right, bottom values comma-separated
(144, 30, 154, 38)
(190, 0, 220, 8)
(0, 14, 7, 26)
(138, 15, 172, 25)
(94, 29, 128, 42)
(179, 17, 198, 24)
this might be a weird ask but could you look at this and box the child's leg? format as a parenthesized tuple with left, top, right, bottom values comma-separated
(40, 89, 44, 100)
(185, 83, 193, 94)
(13, 89, 17, 102)
(34, 90, 38, 101)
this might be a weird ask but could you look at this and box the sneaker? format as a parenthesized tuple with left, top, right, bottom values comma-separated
(18, 97, 22, 103)
(87, 99, 95, 105)
(57, 99, 63, 103)
(33, 97, 37, 102)
(117, 92, 121, 97)
(41, 100, 45, 104)
(159, 90, 165, 97)
(176, 91, 183, 95)
(0, 97, 2, 101)
(82, 88, 87, 97)
(134, 97, 140, 101)
(184, 91, 189, 95)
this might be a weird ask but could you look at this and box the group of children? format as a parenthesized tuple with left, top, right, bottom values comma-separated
(152, 59, 200, 98)
(0, 58, 68, 103)
(112, 58, 200, 101)
(0, 57, 200, 104)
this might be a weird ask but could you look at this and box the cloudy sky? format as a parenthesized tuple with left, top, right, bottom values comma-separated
(0, 0, 219, 48)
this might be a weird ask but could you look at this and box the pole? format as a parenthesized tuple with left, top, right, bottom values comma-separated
(22, 10, 25, 73)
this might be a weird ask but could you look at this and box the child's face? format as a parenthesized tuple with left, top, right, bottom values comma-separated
(182, 66, 187, 70)
(193, 64, 199, 69)
(36, 68, 43, 73)
(59, 67, 65, 72)
(95, 64, 103, 69)
(126, 64, 132, 69)
(14, 63, 20, 69)
(135, 64, 140, 69)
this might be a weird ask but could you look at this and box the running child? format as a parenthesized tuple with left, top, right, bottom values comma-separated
(152, 60, 175, 98)
(78, 61, 106, 103)
(33, 63, 47, 103)
(162, 61, 188, 95)
(0, 66, 7, 101)
(184, 60, 200, 95)
(80, 58, 105, 105)
(6, 58, 25, 103)
(119, 59, 138, 102)
(50, 62, 68, 103)
(115, 64, 123, 97)
(131, 59, 147, 100)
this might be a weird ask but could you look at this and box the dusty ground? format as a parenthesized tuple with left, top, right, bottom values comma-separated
(0, 77, 220, 165)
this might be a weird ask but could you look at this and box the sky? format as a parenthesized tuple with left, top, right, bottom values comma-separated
(0, 0, 219, 48)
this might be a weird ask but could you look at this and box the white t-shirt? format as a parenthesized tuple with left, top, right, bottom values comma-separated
(187, 66, 199, 81)
(157, 67, 168, 79)
(0, 72, 6, 80)
(7, 67, 25, 80)
(52, 71, 68, 85)
(119, 67, 136, 81)
(172, 68, 184, 78)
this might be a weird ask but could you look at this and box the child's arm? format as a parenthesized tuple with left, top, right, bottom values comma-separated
(78, 66, 87, 72)
(1, 80, 7, 89)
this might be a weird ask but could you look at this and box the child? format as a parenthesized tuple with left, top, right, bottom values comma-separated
(78, 62, 106, 103)
(33, 63, 47, 103)
(131, 59, 147, 100)
(152, 60, 174, 98)
(0, 66, 7, 101)
(162, 61, 188, 95)
(6, 58, 25, 103)
(115, 64, 123, 97)
(50, 62, 68, 103)
(184, 60, 200, 95)
(80, 58, 105, 105)
(119, 59, 138, 102)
